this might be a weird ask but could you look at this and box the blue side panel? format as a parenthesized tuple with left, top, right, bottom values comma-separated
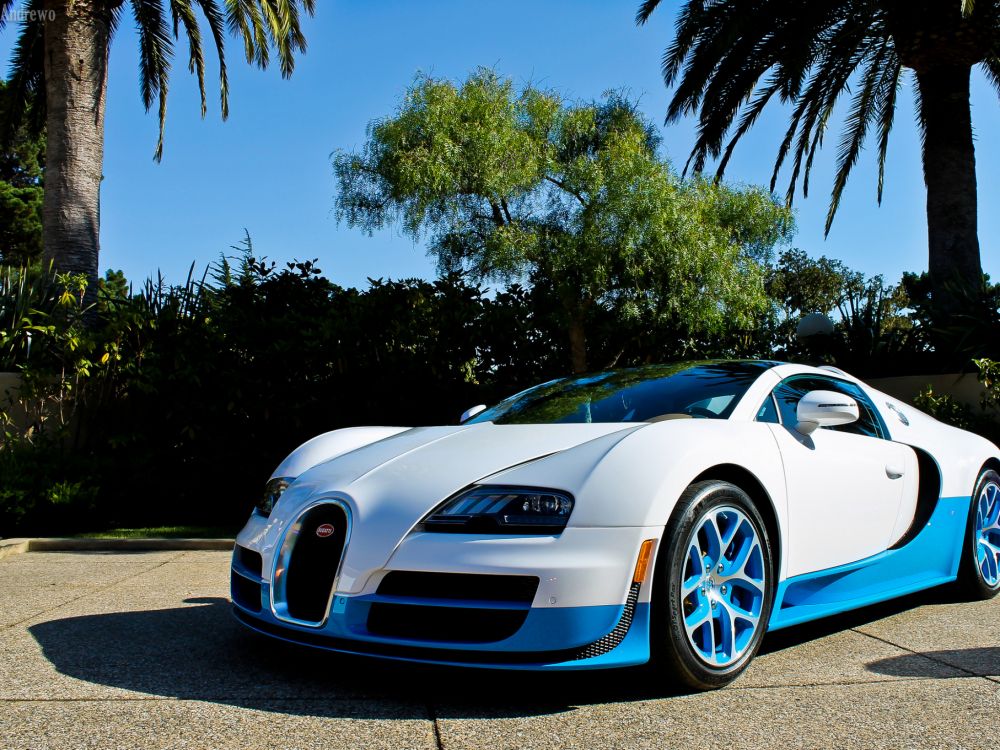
(768, 495, 970, 631)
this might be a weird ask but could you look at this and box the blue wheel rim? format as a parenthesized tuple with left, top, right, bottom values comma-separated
(680, 505, 767, 668)
(975, 482, 1000, 587)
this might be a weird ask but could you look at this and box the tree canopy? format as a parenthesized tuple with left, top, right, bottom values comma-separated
(334, 69, 793, 372)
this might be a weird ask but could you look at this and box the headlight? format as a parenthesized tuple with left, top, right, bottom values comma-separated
(422, 486, 574, 534)
(257, 477, 294, 516)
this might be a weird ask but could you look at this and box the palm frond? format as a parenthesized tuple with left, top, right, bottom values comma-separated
(984, 56, 1000, 100)
(770, 20, 871, 202)
(260, 0, 293, 77)
(193, 0, 230, 118)
(3, 0, 46, 144)
(131, 0, 174, 160)
(635, 0, 662, 25)
(825, 39, 892, 234)
(640, 0, 914, 234)
(223, 0, 313, 78)
(874, 55, 902, 204)
(663, 1, 755, 120)
(715, 75, 783, 179)
(170, 0, 207, 117)
(225, 0, 268, 67)
(0, 0, 19, 32)
(685, 4, 840, 176)
(799, 30, 878, 198)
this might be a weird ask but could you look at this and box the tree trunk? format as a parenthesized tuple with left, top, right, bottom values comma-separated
(915, 65, 982, 311)
(41, 0, 111, 307)
(567, 315, 588, 374)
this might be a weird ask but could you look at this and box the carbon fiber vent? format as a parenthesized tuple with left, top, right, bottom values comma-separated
(568, 581, 641, 661)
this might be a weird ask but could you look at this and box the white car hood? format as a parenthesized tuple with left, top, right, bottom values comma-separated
(274, 422, 642, 591)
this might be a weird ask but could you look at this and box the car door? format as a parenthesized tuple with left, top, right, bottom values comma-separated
(760, 375, 909, 577)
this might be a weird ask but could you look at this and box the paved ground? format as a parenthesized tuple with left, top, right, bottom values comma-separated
(0, 550, 996, 750)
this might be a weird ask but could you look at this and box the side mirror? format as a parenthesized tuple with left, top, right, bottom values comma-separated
(795, 390, 859, 435)
(459, 404, 487, 423)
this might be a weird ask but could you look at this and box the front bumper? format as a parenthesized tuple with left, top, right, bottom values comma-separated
(230, 509, 659, 670)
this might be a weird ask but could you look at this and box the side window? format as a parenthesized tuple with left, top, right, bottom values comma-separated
(771, 376, 887, 439)
(772, 380, 810, 427)
(756, 394, 780, 424)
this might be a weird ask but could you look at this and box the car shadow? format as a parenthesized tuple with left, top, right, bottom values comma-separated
(27, 598, 689, 720)
(758, 585, 955, 655)
(29, 587, 960, 719)
(866, 648, 1000, 678)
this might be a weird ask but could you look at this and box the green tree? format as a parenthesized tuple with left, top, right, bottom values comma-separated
(767, 249, 912, 372)
(0, 79, 43, 265)
(637, 0, 999, 314)
(767, 249, 859, 322)
(334, 69, 793, 373)
(2, 0, 315, 300)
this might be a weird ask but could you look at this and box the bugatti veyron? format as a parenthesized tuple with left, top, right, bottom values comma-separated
(230, 360, 1000, 689)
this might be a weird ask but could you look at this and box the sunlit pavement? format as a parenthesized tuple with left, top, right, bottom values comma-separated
(0, 550, 996, 749)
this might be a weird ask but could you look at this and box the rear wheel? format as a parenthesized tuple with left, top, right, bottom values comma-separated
(651, 480, 774, 690)
(957, 469, 1000, 600)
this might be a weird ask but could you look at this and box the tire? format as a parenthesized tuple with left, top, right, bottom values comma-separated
(650, 480, 775, 690)
(957, 468, 1000, 600)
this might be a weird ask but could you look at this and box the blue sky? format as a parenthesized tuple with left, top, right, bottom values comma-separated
(2, 0, 999, 288)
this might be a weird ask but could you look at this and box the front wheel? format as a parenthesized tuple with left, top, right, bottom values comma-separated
(651, 480, 775, 690)
(957, 468, 1000, 600)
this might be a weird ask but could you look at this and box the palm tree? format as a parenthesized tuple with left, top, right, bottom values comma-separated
(636, 0, 999, 313)
(1, 0, 314, 299)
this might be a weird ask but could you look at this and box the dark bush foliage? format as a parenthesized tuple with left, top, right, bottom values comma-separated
(1, 254, 572, 533)
(3, 245, 1000, 535)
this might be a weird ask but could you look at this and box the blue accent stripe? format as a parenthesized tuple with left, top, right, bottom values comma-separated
(768, 495, 970, 630)
(230, 562, 655, 670)
(232, 602, 652, 671)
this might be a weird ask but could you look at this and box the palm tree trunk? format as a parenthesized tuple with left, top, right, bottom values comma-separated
(915, 65, 982, 311)
(41, 0, 111, 306)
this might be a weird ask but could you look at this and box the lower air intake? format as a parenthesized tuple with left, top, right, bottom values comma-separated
(366, 603, 529, 643)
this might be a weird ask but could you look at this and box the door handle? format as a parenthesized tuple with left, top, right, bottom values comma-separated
(886, 463, 905, 479)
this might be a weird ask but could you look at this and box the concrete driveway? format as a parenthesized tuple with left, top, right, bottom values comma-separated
(0, 550, 996, 749)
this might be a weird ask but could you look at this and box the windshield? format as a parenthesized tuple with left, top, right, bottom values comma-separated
(467, 361, 775, 425)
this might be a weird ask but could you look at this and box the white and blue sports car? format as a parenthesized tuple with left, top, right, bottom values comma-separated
(230, 360, 1000, 689)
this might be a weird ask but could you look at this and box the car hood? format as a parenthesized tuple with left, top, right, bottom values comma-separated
(273, 422, 643, 592)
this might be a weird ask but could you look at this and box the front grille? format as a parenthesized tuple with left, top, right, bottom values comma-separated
(231, 572, 262, 612)
(366, 603, 529, 643)
(283, 504, 348, 623)
(376, 571, 539, 604)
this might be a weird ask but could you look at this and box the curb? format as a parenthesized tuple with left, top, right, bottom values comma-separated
(0, 538, 234, 557)
(0, 538, 30, 561)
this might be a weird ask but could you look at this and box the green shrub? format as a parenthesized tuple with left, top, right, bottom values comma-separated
(914, 358, 1000, 444)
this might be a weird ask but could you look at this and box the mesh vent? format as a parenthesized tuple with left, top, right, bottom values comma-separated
(567, 582, 641, 661)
